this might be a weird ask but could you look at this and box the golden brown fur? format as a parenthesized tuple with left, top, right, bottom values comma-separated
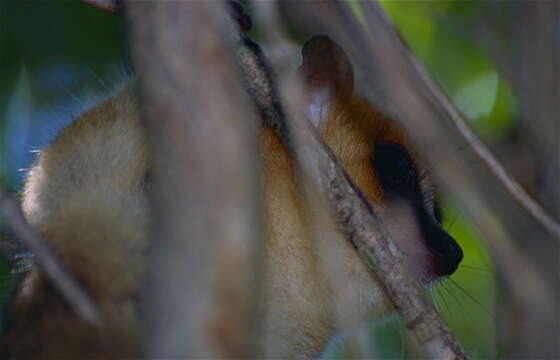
(1, 37, 438, 359)
(2, 88, 148, 360)
(258, 95, 416, 357)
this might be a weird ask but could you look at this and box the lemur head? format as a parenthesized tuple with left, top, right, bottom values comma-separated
(300, 35, 463, 284)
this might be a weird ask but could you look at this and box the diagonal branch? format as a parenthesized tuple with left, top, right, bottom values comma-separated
(353, 0, 554, 313)
(421, 63, 560, 238)
(0, 189, 101, 324)
(365, 4, 560, 239)
(352, 1, 559, 238)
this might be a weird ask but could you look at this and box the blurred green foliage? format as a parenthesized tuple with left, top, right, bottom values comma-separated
(0, 1, 513, 358)
(380, 0, 516, 140)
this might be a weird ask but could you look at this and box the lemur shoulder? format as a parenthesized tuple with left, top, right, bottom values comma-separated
(0, 36, 462, 359)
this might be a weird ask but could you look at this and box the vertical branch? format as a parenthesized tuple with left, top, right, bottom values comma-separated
(126, 1, 261, 358)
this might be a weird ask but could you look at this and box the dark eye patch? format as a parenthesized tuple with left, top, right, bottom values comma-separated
(373, 141, 421, 198)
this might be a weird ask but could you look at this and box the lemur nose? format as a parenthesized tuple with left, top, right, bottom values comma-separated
(435, 232, 463, 276)
(421, 212, 463, 277)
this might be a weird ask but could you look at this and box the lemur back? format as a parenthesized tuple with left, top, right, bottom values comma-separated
(0, 36, 462, 359)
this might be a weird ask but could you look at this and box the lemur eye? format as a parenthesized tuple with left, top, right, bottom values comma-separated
(373, 141, 420, 197)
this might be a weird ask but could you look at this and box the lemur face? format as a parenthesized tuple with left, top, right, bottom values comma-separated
(373, 141, 463, 282)
(301, 35, 463, 285)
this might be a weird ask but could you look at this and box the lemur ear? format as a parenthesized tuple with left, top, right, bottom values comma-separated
(299, 35, 354, 128)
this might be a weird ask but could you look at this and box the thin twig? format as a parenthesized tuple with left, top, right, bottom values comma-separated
(432, 89, 560, 238)
(408, 38, 559, 240)
(359, 1, 560, 238)
(355, 0, 555, 310)
(0, 189, 101, 325)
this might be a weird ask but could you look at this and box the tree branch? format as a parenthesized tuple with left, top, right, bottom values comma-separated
(0, 189, 101, 324)
(125, 1, 260, 358)
(386, 11, 560, 239)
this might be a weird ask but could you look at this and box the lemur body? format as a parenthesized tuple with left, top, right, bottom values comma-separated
(1, 37, 462, 359)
